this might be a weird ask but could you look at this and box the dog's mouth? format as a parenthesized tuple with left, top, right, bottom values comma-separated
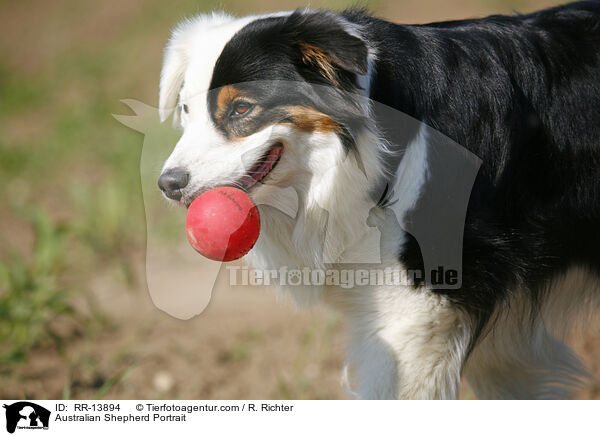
(236, 143, 284, 191)
(184, 143, 283, 208)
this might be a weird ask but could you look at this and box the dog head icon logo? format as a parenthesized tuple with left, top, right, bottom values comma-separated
(3, 402, 50, 434)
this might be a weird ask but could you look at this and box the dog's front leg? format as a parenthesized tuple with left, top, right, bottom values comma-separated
(340, 286, 472, 399)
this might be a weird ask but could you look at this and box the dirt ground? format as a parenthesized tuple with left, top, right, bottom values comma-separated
(1, 0, 599, 400)
(3, 252, 599, 400)
(2, 259, 349, 399)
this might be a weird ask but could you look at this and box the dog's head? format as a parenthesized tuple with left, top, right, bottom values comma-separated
(157, 10, 378, 209)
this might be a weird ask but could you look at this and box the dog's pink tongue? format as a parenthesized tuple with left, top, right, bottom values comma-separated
(240, 145, 283, 189)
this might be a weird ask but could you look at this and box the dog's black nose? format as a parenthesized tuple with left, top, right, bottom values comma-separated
(158, 167, 189, 200)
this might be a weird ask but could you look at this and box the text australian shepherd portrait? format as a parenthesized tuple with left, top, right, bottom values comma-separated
(156, 1, 600, 399)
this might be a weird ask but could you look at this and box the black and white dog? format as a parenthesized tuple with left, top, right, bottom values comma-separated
(157, 2, 600, 399)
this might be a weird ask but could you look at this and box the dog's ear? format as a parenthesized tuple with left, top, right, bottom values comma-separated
(160, 14, 235, 123)
(284, 10, 370, 81)
(159, 35, 188, 123)
(159, 17, 215, 123)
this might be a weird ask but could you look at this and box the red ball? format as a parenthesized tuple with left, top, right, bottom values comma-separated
(185, 187, 260, 262)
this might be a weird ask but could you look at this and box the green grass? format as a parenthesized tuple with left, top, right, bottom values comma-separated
(219, 330, 263, 364)
(0, 0, 218, 397)
(61, 351, 135, 400)
(0, 209, 75, 367)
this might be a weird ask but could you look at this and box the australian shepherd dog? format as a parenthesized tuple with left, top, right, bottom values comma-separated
(157, 1, 600, 399)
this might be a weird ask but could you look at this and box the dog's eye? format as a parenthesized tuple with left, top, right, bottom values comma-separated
(182, 104, 189, 114)
(231, 102, 252, 117)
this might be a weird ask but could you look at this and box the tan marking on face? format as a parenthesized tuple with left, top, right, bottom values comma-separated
(298, 42, 339, 86)
(214, 85, 244, 122)
(283, 106, 339, 134)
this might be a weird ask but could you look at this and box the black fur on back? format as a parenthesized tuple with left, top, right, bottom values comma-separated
(212, 2, 600, 345)
(343, 2, 600, 339)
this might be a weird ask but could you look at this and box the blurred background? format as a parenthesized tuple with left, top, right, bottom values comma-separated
(1, 0, 598, 399)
